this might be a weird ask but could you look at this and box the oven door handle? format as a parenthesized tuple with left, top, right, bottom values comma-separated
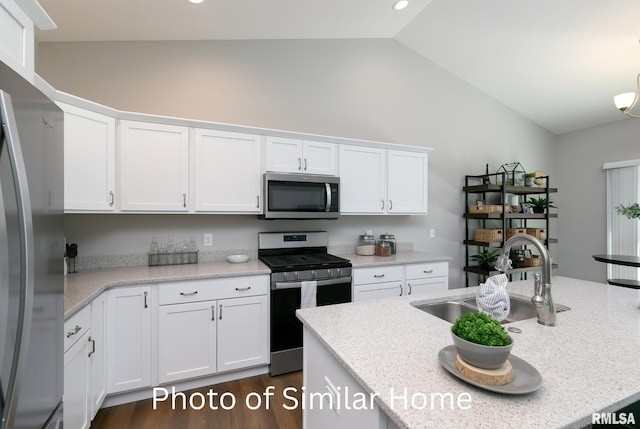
(273, 276, 352, 290)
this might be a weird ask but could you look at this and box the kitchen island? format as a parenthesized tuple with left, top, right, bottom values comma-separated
(297, 276, 640, 428)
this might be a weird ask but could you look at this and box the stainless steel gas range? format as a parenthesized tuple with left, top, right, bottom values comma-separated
(258, 231, 352, 376)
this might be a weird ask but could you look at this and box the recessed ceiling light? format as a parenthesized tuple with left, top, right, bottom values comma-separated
(189, 0, 204, 4)
(393, 0, 409, 10)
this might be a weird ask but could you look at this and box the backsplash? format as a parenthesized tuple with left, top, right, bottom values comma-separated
(70, 242, 414, 271)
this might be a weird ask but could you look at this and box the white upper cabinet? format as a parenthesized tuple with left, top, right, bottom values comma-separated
(265, 136, 336, 175)
(387, 150, 428, 214)
(118, 120, 189, 212)
(60, 103, 116, 212)
(339, 145, 386, 214)
(340, 145, 428, 215)
(0, 0, 34, 81)
(194, 129, 262, 213)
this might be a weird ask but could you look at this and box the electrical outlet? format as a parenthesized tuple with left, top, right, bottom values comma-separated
(204, 234, 213, 247)
(430, 228, 436, 238)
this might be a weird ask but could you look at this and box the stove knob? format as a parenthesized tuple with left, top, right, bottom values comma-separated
(328, 269, 334, 277)
(284, 272, 290, 281)
(311, 270, 316, 278)
(295, 272, 299, 280)
(337, 268, 342, 276)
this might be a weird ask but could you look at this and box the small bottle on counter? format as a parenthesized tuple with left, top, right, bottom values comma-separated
(149, 236, 159, 254)
(356, 232, 376, 256)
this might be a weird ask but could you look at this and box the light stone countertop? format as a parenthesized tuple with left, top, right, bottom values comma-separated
(64, 250, 448, 319)
(64, 259, 270, 318)
(338, 251, 451, 267)
(296, 276, 640, 429)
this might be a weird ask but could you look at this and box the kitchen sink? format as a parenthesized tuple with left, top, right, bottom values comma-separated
(412, 296, 570, 324)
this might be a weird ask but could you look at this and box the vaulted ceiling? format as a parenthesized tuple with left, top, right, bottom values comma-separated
(36, 0, 640, 135)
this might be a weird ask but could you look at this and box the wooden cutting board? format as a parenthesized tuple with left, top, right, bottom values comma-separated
(455, 354, 513, 386)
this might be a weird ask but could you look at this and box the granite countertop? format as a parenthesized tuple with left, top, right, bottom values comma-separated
(64, 251, 449, 318)
(297, 276, 640, 428)
(340, 251, 451, 268)
(64, 259, 270, 318)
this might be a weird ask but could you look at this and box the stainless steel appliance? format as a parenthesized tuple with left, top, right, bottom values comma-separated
(258, 232, 351, 376)
(1, 61, 64, 429)
(261, 173, 339, 219)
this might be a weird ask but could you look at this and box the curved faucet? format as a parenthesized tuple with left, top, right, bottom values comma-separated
(494, 233, 556, 326)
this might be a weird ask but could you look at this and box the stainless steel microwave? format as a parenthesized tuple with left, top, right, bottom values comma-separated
(261, 172, 340, 219)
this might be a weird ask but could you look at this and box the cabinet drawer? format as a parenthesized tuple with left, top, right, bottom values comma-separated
(64, 304, 91, 353)
(405, 262, 448, 280)
(353, 265, 403, 285)
(158, 275, 269, 305)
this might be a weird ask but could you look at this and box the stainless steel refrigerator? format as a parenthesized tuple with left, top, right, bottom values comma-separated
(0, 60, 64, 429)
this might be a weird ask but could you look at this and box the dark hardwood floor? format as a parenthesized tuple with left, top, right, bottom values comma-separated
(92, 371, 303, 429)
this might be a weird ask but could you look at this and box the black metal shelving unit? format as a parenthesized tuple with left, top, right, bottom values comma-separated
(463, 172, 558, 287)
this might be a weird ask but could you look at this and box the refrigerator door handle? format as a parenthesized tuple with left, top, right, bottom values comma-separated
(0, 90, 36, 429)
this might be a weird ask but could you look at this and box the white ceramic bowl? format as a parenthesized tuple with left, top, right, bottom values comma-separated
(227, 254, 249, 263)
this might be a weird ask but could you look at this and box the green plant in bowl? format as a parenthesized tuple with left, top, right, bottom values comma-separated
(451, 312, 512, 369)
(470, 248, 501, 271)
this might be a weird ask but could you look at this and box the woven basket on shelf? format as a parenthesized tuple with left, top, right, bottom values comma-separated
(468, 204, 509, 214)
(526, 228, 547, 240)
(473, 229, 503, 243)
(521, 255, 542, 267)
(506, 228, 526, 239)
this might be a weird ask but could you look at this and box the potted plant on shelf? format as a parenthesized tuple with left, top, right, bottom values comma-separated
(451, 312, 513, 369)
(471, 248, 501, 271)
(616, 203, 640, 219)
(527, 197, 555, 214)
(524, 172, 536, 187)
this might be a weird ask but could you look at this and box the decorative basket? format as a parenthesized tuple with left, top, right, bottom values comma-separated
(521, 255, 542, 267)
(506, 228, 526, 239)
(148, 251, 198, 267)
(526, 228, 547, 240)
(468, 204, 509, 214)
(473, 229, 503, 243)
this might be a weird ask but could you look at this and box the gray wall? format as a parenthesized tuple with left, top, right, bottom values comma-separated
(555, 118, 640, 283)
(38, 39, 557, 287)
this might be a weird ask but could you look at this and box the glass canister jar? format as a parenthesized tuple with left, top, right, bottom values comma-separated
(375, 241, 392, 257)
(356, 233, 376, 256)
(379, 233, 396, 255)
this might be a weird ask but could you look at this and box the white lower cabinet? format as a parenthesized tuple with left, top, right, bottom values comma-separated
(353, 262, 449, 302)
(89, 292, 107, 418)
(217, 295, 269, 372)
(158, 300, 217, 384)
(107, 286, 152, 394)
(157, 275, 269, 383)
(404, 262, 448, 296)
(353, 265, 404, 302)
(63, 305, 92, 429)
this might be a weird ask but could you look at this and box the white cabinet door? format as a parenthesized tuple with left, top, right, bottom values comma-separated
(89, 292, 107, 419)
(107, 286, 152, 393)
(353, 281, 403, 302)
(265, 136, 302, 173)
(405, 278, 447, 296)
(387, 150, 428, 214)
(158, 301, 217, 384)
(266, 137, 336, 175)
(61, 103, 116, 211)
(217, 295, 269, 373)
(301, 140, 336, 175)
(339, 145, 386, 214)
(119, 120, 189, 211)
(64, 331, 91, 429)
(0, 0, 34, 81)
(194, 129, 262, 212)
